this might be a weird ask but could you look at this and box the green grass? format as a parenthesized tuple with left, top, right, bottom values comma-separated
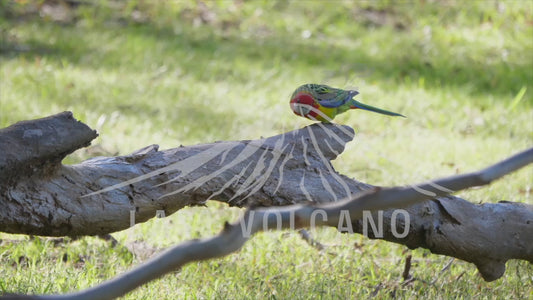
(1, 0, 532, 298)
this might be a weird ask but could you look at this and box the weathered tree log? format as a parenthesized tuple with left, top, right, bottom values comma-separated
(2, 144, 533, 300)
(0, 112, 365, 235)
(0, 112, 98, 183)
(0, 112, 532, 289)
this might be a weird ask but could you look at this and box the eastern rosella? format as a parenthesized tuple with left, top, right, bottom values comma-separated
(290, 84, 405, 122)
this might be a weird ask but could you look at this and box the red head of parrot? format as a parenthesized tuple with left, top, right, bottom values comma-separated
(290, 91, 323, 120)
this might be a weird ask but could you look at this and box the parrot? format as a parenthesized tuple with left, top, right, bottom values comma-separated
(289, 84, 405, 122)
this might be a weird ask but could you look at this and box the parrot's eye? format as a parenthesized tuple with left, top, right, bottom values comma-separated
(316, 87, 329, 94)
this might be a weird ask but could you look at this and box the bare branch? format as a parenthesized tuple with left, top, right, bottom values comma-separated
(0, 111, 98, 183)
(1, 113, 532, 299)
(0, 112, 363, 236)
(5, 145, 531, 299)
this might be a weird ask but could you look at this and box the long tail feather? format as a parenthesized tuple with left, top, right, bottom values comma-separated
(350, 100, 406, 117)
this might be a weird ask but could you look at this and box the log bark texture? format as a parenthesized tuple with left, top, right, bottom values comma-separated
(0, 112, 532, 285)
(0, 112, 364, 235)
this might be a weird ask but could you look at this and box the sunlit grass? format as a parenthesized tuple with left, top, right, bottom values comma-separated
(1, 0, 532, 298)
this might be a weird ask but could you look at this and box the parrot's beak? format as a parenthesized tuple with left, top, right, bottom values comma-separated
(349, 90, 359, 97)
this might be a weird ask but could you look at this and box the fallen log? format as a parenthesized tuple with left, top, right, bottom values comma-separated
(0, 112, 531, 291)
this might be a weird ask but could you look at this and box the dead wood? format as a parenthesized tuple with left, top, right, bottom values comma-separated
(0, 112, 532, 300)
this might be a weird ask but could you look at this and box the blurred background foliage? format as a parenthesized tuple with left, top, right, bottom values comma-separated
(0, 0, 532, 298)
(1, 0, 531, 194)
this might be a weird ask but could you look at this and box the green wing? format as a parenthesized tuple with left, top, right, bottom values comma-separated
(311, 85, 359, 108)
